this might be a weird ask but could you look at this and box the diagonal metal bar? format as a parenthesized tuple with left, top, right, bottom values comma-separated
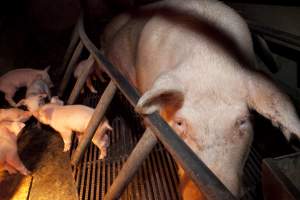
(77, 14, 236, 200)
(67, 53, 94, 105)
(104, 128, 158, 200)
(71, 81, 117, 165)
(248, 20, 300, 52)
(58, 41, 84, 97)
(253, 34, 279, 73)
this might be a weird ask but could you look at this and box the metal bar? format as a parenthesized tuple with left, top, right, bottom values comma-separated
(252, 34, 279, 73)
(71, 81, 117, 165)
(58, 41, 84, 97)
(67, 54, 94, 105)
(78, 15, 236, 200)
(91, 145, 97, 200)
(60, 23, 80, 78)
(104, 128, 158, 200)
(248, 20, 300, 52)
(79, 147, 88, 199)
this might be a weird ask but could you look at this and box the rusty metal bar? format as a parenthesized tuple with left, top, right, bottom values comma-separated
(71, 81, 117, 165)
(58, 41, 84, 97)
(77, 15, 236, 200)
(104, 128, 158, 200)
(66, 53, 94, 105)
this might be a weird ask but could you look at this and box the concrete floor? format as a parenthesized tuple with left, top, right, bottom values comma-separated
(0, 125, 78, 200)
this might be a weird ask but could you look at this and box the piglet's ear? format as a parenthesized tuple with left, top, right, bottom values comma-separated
(16, 99, 26, 107)
(24, 111, 32, 118)
(14, 122, 25, 136)
(135, 73, 184, 116)
(247, 71, 300, 141)
(33, 111, 39, 119)
(38, 93, 48, 99)
(44, 65, 51, 72)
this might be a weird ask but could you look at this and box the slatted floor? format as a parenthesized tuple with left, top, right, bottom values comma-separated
(70, 84, 263, 200)
(71, 116, 180, 200)
(242, 148, 263, 200)
(70, 89, 181, 200)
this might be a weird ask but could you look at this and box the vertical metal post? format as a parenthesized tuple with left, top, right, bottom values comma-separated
(58, 41, 84, 97)
(71, 81, 117, 165)
(104, 128, 158, 200)
(66, 52, 94, 105)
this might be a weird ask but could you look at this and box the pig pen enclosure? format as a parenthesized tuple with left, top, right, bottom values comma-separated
(0, 1, 300, 200)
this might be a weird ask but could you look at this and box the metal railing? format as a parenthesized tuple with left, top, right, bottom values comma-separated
(248, 20, 300, 52)
(58, 14, 236, 200)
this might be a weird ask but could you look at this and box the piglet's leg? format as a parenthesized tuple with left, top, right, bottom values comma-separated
(3, 163, 17, 174)
(60, 131, 73, 152)
(93, 134, 109, 159)
(86, 77, 97, 94)
(7, 153, 30, 176)
(80, 88, 85, 94)
(95, 68, 106, 82)
(99, 135, 109, 159)
(92, 119, 111, 159)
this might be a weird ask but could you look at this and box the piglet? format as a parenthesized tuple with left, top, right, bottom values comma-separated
(0, 66, 53, 107)
(0, 108, 32, 122)
(73, 55, 106, 94)
(77, 119, 111, 159)
(16, 94, 48, 113)
(35, 102, 111, 159)
(0, 121, 30, 175)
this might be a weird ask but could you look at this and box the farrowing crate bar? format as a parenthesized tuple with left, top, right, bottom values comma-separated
(58, 14, 236, 200)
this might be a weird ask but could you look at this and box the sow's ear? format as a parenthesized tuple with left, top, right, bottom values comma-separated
(247, 71, 300, 141)
(135, 73, 184, 115)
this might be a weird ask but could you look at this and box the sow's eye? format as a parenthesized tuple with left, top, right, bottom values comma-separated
(236, 115, 252, 132)
(173, 117, 187, 138)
